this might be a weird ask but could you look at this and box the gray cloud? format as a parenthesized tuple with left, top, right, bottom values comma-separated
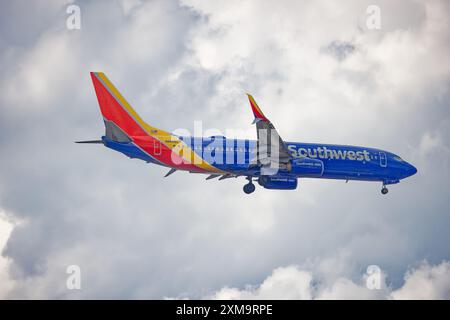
(0, 0, 449, 298)
(322, 41, 355, 61)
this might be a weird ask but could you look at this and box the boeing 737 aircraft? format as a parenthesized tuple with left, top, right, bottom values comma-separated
(77, 72, 417, 194)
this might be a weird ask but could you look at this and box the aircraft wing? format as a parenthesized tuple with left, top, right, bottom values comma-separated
(246, 94, 293, 174)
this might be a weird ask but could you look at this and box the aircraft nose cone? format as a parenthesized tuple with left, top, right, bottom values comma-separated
(405, 163, 417, 177)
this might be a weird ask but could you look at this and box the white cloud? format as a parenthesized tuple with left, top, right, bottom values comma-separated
(390, 261, 450, 300)
(210, 266, 313, 300)
(202, 261, 450, 300)
(316, 277, 379, 300)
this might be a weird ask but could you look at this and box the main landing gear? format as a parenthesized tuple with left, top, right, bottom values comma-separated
(381, 185, 389, 195)
(243, 177, 256, 194)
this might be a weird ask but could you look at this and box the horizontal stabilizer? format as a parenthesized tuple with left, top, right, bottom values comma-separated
(75, 140, 104, 144)
(206, 174, 221, 180)
(164, 168, 177, 177)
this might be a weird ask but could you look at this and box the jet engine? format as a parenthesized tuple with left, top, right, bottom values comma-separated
(290, 158, 324, 177)
(258, 175, 298, 190)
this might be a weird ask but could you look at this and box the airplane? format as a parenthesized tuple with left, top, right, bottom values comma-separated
(77, 72, 417, 195)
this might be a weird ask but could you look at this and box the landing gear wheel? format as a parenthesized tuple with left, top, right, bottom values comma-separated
(381, 186, 389, 195)
(243, 182, 256, 194)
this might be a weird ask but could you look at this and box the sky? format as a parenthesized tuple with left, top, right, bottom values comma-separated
(0, 0, 449, 299)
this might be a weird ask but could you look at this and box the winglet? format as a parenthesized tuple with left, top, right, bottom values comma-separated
(246, 93, 269, 123)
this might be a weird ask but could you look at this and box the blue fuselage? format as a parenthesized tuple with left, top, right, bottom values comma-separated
(103, 136, 417, 185)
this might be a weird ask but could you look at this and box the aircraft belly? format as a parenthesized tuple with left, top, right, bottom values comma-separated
(321, 159, 382, 181)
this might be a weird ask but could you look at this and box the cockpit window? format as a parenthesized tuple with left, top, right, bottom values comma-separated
(393, 156, 403, 162)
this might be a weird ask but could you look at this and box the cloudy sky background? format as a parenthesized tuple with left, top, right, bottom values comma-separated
(0, 0, 449, 299)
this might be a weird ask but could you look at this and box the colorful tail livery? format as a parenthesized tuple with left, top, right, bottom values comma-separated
(78, 72, 417, 195)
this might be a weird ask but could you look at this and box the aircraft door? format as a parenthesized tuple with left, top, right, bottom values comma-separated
(154, 140, 162, 155)
(379, 152, 387, 167)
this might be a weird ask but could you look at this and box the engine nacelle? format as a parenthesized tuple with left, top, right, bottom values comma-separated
(258, 175, 298, 190)
(290, 158, 324, 177)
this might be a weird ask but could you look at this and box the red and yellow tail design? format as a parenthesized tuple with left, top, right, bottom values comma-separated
(90, 72, 223, 173)
(247, 93, 269, 123)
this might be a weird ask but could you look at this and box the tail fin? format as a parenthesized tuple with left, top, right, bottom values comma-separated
(90, 72, 160, 139)
(88, 72, 224, 173)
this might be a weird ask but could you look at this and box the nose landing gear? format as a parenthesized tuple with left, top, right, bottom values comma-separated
(381, 180, 398, 195)
(243, 177, 256, 194)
